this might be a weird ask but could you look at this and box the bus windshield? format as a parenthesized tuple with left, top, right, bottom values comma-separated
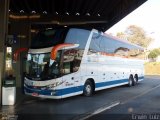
(31, 29, 68, 49)
(25, 51, 61, 81)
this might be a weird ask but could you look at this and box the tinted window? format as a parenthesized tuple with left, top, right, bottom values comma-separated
(128, 49, 144, 59)
(62, 49, 84, 75)
(25, 52, 62, 80)
(31, 29, 68, 49)
(114, 47, 129, 57)
(64, 28, 90, 49)
(88, 32, 144, 59)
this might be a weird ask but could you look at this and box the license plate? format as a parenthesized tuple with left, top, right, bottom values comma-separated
(32, 92, 39, 96)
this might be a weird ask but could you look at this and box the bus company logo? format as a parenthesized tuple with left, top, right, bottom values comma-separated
(65, 82, 74, 86)
(56, 81, 65, 87)
(47, 81, 65, 88)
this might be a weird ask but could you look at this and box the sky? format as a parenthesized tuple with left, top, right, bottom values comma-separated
(106, 0, 160, 49)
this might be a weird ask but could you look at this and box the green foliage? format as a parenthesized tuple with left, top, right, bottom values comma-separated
(148, 48, 160, 59)
(116, 32, 126, 39)
(116, 25, 153, 48)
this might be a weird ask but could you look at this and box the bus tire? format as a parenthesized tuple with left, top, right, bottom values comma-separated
(134, 74, 138, 84)
(128, 75, 133, 87)
(83, 80, 94, 97)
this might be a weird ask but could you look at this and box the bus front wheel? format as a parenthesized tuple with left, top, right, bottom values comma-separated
(83, 80, 94, 96)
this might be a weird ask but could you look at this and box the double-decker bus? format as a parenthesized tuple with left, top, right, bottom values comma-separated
(14, 28, 144, 99)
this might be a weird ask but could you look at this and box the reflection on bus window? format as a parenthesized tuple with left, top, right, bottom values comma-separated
(25, 51, 62, 80)
(62, 49, 83, 75)
(31, 29, 68, 49)
(114, 47, 129, 57)
(128, 49, 144, 59)
(88, 32, 144, 60)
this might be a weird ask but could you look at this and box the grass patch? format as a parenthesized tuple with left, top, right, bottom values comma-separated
(145, 62, 160, 75)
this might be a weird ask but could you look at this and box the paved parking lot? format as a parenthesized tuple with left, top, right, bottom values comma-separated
(1, 75, 160, 120)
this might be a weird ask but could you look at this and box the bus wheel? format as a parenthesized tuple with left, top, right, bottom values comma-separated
(134, 74, 138, 84)
(83, 80, 94, 96)
(128, 75, 133, 87)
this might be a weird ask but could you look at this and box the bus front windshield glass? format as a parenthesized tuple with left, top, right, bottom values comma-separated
(25, 52, 61, 80)
(31, 29, 68, 49)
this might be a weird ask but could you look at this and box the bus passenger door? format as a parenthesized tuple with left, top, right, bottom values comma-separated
(61, 48, 82, 96)
(61, 72, 81, 96)
(72, 72, 82, 92)
(61, 73, 76, 95)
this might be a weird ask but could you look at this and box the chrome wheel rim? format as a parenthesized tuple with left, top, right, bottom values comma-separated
(85, 85, 91, 94)
(134, 77, 137, 83)
(129, 79, 132, 85)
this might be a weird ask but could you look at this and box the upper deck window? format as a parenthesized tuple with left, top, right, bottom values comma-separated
(30, 29, 68, 49)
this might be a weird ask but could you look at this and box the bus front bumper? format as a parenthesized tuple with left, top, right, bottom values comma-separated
(24, 86, 62, 99)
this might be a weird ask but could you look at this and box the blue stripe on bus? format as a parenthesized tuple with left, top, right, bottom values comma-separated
(61, 86, 84, 95)
(96, 79, 128, 88)
(139, 76, 144, 79)
(24, 76, 144, 96)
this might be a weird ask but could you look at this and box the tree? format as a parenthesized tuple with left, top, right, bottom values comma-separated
(116, 32, 126, 40)
(148, 48, 160, 59)
(116, 25, 153, 48)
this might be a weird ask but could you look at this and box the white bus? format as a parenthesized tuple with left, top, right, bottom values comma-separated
(14, 28, 144, 99)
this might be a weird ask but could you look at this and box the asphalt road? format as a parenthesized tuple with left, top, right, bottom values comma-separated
(87, 75, 160, 120)
(1, 75, 160, 120)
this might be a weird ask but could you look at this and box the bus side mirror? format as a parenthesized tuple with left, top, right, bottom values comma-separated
(13, 48, 28, 61)
(50, 43, 79, 60)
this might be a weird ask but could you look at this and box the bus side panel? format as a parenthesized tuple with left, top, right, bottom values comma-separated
(61, 72, 84, 98)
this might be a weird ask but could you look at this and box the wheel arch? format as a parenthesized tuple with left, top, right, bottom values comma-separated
(130, 74, 134, 79)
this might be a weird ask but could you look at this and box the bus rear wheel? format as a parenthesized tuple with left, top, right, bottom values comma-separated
(134, 74, 138, 84)
(128, 75, 134, 87)
(83, 80, 94, 96)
